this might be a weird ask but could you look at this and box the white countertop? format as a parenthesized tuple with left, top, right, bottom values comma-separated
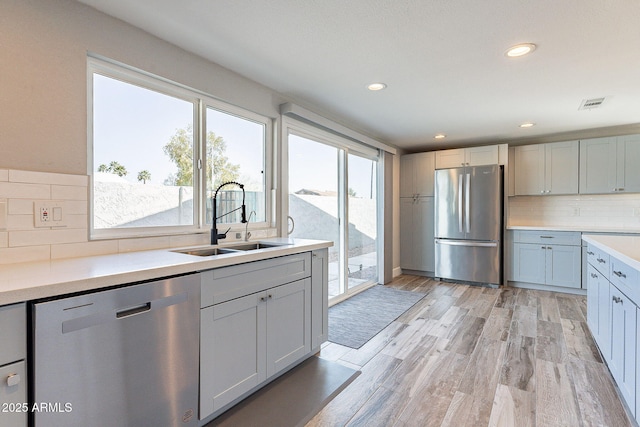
(508, 225, 640, 234)
(582, 234, 640, 271)
(0, 238, 332, 306)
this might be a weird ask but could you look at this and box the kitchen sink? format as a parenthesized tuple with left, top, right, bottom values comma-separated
(221, 242, 286, 251)
(173, 241, 289, 257)
(175, 247, 239, 256)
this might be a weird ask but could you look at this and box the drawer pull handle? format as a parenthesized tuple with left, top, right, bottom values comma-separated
(590, 273, 598, 278)
(541, 246, 546, 249)
(597, 258, 606, 263)
(613, 296, 623, 304)
(6, 373, 20, 387)
(613, 270, 627, 279)
(587, 251, 595, 255)
(540, 236, 554, 239)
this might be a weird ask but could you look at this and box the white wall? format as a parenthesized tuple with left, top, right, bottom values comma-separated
(1, 0, 401, 274)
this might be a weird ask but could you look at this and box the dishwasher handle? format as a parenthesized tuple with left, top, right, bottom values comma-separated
(116, 302, 151, 319)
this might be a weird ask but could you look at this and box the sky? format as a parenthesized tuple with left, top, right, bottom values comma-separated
(93, 73, 377, 200)
(93, 74, 264, 189)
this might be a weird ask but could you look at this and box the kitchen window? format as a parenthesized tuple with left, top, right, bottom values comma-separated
(88, 57, 270, 239)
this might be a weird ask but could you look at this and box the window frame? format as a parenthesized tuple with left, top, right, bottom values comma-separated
(87, 56, 272, 240)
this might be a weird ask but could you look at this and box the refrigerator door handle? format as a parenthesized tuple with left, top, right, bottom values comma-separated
(465, 173, 470, 233)
(458, 174, 463, 232)
(435, 239, 498, 248)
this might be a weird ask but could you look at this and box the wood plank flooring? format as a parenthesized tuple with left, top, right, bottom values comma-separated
(306, 275, 633, 427)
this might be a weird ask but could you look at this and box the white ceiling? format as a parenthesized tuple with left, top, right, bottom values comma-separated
(76, 0, 640, 151)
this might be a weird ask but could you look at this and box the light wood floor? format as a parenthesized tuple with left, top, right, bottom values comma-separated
(306, 275, 634, 427)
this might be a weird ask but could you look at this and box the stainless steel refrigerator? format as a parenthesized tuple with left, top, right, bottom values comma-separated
(434, 164, 503, 285)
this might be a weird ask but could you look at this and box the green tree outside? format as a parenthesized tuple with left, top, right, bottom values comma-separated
(163, 124, 240, 191)
(97, 161, 128, 177)
(137, 170, 151, 184)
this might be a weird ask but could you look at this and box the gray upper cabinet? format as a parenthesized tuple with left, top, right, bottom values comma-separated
(514, 141, 579, 196)
(580, 134, 640, 194)
(400, 152, 435, 197)
(435, 145, 499, 169)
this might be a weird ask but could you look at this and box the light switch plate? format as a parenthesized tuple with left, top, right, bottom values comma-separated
(34, 200, 67, 228)
(0, 200, 7, 231)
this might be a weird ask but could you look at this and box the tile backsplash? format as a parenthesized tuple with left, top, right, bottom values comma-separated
(0, 169, 276, 264)
(508, 194, 640, 230)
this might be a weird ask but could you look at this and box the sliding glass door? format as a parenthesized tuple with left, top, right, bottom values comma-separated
(286, 126, 379, 302)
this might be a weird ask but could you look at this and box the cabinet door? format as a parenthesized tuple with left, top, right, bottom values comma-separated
(512, 243, 546, 284)
(586, 264, 599, 338)
(399, 197, 416, 270)
(545, 141, 579, 195)
(435, 148, 466, 169)
(637, 307, 640, 418)
(400, 154, 416, 198)
(514, 144, 545, 195)
(579, 137, 617, 194)
(414, 197, 435, 272)
(545, 245, 582, 288)
(617, 135, 640, 193)
(311, 249, 328, 349)
(200, 292, 266, 417)
(414, 152, 435, 196)
(597, 272, 612, 361)
(0, 361, 27, 427)
(266, 278, 311, 377)
(609, 285, 637, 410)
(466, 145, 499, 166)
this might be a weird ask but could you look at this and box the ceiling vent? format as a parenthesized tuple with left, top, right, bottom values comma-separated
(579, 97, 606, 110)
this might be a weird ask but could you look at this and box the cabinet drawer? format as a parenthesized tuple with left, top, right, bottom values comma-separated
(201, 253, 312, 307)
(0, 304, 26, 366)
(0, 361, 27, 427)
(610, 257, 640, 306)
(586, 244, 610, 277)
(513, 230, 581, 246)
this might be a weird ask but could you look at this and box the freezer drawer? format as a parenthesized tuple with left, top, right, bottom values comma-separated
(435, 239, 501, 285)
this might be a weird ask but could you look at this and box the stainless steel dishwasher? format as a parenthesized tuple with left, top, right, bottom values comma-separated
(32, 273, 201, 427)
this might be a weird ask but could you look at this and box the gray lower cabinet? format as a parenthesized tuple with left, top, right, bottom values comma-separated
(199, 252, 318, 420)
(586, 264, 611, 360)
(586, 241, 639, 421)
(609, 284, 636, 409)
(510, 231, 582, 289)
(0, 303, 27, 427)
(311, 249, 329, 348)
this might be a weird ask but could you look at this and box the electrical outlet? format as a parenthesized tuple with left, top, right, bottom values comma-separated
(34, 201, 67, 228)
(572, 207, 580, 216)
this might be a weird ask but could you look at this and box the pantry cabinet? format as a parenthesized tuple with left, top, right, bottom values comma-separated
(579, 134, 640, 194)
(514, 141, 579, 195)
(400, 152, 435, 197)
(400, 196, 435, 272)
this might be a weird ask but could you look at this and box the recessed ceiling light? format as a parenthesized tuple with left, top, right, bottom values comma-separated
(434, 134, 446, 139)
(367, 83, 387, 91)
(505, 43, 537, 57)
(519, 122, 535, 128)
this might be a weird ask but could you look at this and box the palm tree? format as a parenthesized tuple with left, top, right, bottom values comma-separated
(137, 170, 151, 184)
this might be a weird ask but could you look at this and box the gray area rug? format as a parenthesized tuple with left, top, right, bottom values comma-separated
(329, 285, 426, 349)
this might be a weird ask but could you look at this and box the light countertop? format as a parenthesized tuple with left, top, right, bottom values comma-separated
(582, 234, 640, 271)
(508, 225, 640, 234)
(0, 238, 332, 306)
